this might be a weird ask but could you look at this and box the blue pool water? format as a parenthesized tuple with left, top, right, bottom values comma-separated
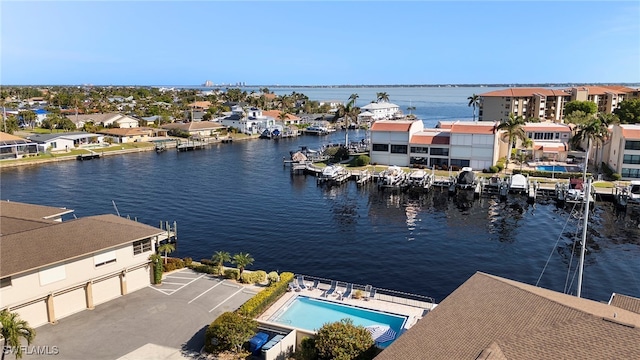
(537, 165, 567, 172)
(271, 296, 407, 347)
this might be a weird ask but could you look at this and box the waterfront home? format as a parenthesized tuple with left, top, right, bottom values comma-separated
(27, 132, 103, 152)
(478, 85, 639, 122)
(523, 122, 572, 162)
(67, 113, 140, 129)
(605, 124, 640, 180)
(187, 101, 212, 111)
(360, 102, 401, 120)
(261, 110, 301, 126)
(370, 120, 505, 170)
(218, 106, 275, 135)
(96, 127, 155, 143)
(161, 121, 225, 138)
(0, 131, 38, 160)
(0, 200, 169, 328)
(376, 272, 640, 360)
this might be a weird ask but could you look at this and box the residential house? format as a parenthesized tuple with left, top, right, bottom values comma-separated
(261, 110, 301, 126)
(161, 121, 225, 138)
(605, 124, 640, 179)
(97, 127, 155, 143)
(319, 100, 343, 113)
(0, 132, 38, 160)
(360, 102, 401, 120)
(67, 113, 140, 129)
(0, 200, 168, 328)
(27, 132, 103, 152)
(376, 272, 640, 360)
(218, 106, 273, 135)
(523, 122, 573, 162)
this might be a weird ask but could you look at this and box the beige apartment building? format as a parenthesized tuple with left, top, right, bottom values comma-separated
(0, 200, 168, 327)
(605, 124, 640, 180)
(478, 86, 638, 122)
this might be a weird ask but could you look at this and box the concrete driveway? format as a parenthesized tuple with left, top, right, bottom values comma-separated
(29, 269, 257, 360)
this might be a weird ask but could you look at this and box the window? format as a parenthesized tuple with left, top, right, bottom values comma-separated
(450, 159, 470, 168)
(372, 144, 389, 152)
(623, 154, 640, 164)
(429, 158, 448, 167)
(533, 132, 554, 140)
(430, 147, 449, 156)
(410, 146, 428, 154)
(625, 141, 640, 150)
(555, 133, 559, 139)
(410, 157, 427, 165)
(94, 250, 117, 267)
(621, 168, 640, 178)
(133, 238, 152, 255)
(390, 145, 407, 154)
(0, 277, 11, 289)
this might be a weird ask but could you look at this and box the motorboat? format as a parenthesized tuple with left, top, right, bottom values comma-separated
(320, 165, 348, 181)
(566, 178, 595, 204)
(408, 168, 431, 188)
(509, 173, 529, 194)
(456, 167, 477, 190)
(380, 165, 406, 187)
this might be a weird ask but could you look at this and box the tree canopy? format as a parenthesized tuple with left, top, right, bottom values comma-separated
(614, 99, 640, 124)
(314, 318, 375, 360)
(204, 312, 257, 354)
(564, 100, 597, 116)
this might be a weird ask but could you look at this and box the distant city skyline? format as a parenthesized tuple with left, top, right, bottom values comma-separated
(2, 1, 639, 86)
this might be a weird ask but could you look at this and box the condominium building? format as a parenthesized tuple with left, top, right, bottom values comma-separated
(478, 86, 638, 122)
(522, 122, 573, 162)
(0, 200, 169, 327)
(605, 124, 640, 179)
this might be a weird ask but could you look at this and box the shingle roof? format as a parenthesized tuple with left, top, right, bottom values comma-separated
(376, 272, 640, 360)
(610, 293, 640, 314)
(1, 213, 164, 277)
(0, 200, 74, 221)
(0, 132, 32, 146)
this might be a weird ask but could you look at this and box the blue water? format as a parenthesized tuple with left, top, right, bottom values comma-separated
(2, 87, 640, 303)
(271, 296, 405, 346)
(537, 165, 567, 172)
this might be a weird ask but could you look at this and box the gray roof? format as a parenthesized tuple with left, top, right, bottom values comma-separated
(0, 200, 74, 221)
(26, 132, 97, 143)
(376, 272, 640, 360)
(0, 201, 164, 277)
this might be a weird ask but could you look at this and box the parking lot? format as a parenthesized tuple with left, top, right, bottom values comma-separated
(29, 269, 258, 360)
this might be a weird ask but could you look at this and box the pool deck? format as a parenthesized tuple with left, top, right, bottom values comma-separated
(259, 283, 431, 330)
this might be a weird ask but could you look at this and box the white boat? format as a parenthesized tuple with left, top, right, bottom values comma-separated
(319, 165, 349, 183)
(408, 169, 431, 188)
(565, 178, 595, 204)
(509, 174, 529, 194)
(380, 165, 406, 187)
(456, 167, 477, 190)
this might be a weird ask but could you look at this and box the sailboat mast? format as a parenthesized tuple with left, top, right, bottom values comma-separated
(576, 177, 591, 298)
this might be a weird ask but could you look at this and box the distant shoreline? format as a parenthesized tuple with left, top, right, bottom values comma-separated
(4, 83, 639, 88)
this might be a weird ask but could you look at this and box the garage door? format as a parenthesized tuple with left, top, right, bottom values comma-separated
(14, 299, 49, 328)
(92, 275, 121, 306)
(126, 266, 151, 292)
(53, 287, 86, 319)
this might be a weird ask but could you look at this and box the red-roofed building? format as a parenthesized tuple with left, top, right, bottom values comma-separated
(606, 124, 640, 180)
(370, 120, 424, 166)
(478, 86, 639, 123)
(408, 130, 451, 168)
(438, 121, 506, 170)
(523, 122, 573, 161)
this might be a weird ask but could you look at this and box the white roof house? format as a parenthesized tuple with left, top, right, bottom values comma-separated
(67, 113, 140, 129)
(361, 102, 401, 120)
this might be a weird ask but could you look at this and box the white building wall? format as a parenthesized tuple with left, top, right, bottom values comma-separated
(52, 287, 86, 318)
(92, 276, 121, 305)
(11, 300, 49, 328)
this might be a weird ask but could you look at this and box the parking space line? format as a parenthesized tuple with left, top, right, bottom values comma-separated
(209, 287, 245, 313)
(188, 280, 225, 304)
(165, 276, 200, 280)
(148, 274, 205, 296)
(162, 281, 189, 285)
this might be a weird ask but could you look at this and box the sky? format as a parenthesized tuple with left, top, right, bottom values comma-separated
(1, 1, 639, 86)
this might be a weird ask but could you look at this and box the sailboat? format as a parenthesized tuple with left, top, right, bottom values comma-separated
(576, 177, 592, 298)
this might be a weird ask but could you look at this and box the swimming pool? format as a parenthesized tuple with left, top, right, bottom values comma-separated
(269, 296, 407, 347)
(536, 165, 567, 172)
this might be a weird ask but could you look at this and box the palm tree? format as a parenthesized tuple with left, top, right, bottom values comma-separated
(467, 94, 480, 122)
(407, 105, 416, 115)
(496, 113, 527, 173)
(157, 243, 175, 265)
(211, 251, 231, 275)
(376, 92, 389, 103)
(0, 309, 35, 360)
(278, 111, 289, 122)
(571, 117, 609, 181)
(232, 252, 255, 278)
(348, 93, 359, 107)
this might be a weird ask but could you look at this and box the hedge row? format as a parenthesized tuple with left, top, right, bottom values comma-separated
(240, 270, 267, 284)
(236, 272, 294, 318)
(512, 169, 585, 179)
(163, 257, 186, 272)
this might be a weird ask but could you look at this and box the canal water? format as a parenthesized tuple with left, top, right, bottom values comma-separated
(1, 130, 639, 303)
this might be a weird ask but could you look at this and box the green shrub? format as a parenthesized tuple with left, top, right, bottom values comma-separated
(495, 162, 505, 172)
(236, 272, 294, 318)
(315, 319, 374, 360)
(224, 268, 240, 280)
(166, 257, 185, 269)
(183, 257, 193, 267)
(489, 165, 499, 173)
(267, 271, 279, 284)
(201, 259, 216, 266)
(204, 312, 257, 354)
(350, 154, 370, 167)
(240, 272, 257, 284)
(150, 254, 163, 284)
(611, 173, 622, 181)
(163, 262, 177, 272)
(191, 264, 218, 274)
(292, 337, 318, 360)
(254, 270, 267, 283)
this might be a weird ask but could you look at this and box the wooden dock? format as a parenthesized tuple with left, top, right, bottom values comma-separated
(76, 153, 101, 160)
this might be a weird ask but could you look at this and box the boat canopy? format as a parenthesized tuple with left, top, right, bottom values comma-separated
(457, 171, 475, 185)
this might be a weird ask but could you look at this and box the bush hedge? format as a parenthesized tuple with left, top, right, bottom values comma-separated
(204, 311, 257, 354)
(350, 155, 370, 167)
(236, 272, 294, 318)
(163, 257, 186, 272)
(489, 165, 499, 173)
(224, 268, 240, 280)
(190, 264, 218, 274)
(267, 271, 279, 284)
(239, 270, 267, 284)
(512, 169, 585, 179)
